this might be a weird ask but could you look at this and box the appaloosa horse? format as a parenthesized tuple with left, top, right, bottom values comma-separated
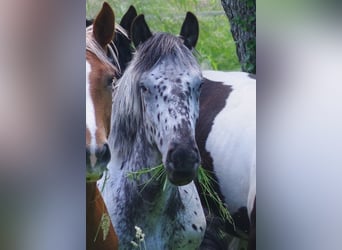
(89, 8, 256, 248)
(99, 13, 207, 249)
(86, 3, 135, 249)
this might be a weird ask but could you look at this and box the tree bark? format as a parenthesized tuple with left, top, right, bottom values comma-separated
(221, 0, 256, 74)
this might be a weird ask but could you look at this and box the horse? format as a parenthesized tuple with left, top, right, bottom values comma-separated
(86, 2, 136, 249)
(88, 8, 256, 248)
(99, 13, 207, 249)
(195, 70, 256, 250)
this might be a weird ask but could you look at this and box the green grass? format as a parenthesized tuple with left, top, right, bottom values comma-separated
(126, 164, 234, 225)
(86, 0, 240, 71)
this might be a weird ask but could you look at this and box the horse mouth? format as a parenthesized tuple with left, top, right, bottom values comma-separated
(86, 165, 106, 182)
(164, 144, 200, 186)
(168, 175, 194, 186)
(86, 172, 103, 182)
(165, 164, 198, 186)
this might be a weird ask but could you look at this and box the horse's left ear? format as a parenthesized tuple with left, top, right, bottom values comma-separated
(93, 2, 115, 48)
(180, 12, 199, 49)
(131, 15, 152, 48)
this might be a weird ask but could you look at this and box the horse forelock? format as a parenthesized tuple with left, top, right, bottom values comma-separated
(86, 25, 120, 73)
(135, 32, 199, 72)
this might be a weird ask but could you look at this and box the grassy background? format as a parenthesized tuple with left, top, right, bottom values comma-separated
(86, 0, 240, 71)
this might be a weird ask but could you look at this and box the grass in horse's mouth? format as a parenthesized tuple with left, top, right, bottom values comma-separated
(127, 165, 234, 226)
(127, 164, 168, 192)
(197, 167, 235, 226)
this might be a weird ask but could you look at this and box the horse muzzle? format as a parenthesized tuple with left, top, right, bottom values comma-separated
(165, 142, 200, 186)
(86, 143, 111, 182)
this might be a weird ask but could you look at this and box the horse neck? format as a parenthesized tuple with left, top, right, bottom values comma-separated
(86, 182, 100, 204)
(86, 183, 105, 219)
(87, 182, 110, 224)
(86, 182, 119, 250)
(86, 182, 102, 245)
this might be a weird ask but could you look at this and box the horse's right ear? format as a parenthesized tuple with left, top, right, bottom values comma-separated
(93, 2, 115, 48)
(180, 12, 199, 49)
(131, 15, 152, 48)
(120, 5, 137, 38)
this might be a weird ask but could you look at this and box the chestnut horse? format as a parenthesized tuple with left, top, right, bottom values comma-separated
(86, 3, 136, 250)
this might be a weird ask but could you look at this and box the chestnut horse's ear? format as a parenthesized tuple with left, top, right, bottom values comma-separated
(120, 5, 137, 39)
(93, 2, 115, 48)
(180, 12, 199, 49)
(131, 15, 152, 48)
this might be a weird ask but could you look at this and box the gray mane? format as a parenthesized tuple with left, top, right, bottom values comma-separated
(134, 32, 198, 72)
(109, 32, 200, 158)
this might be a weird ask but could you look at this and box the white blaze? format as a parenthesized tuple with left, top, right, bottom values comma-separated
(86, 60, 97, 167)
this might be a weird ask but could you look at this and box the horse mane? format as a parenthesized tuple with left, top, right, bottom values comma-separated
(86, 24, 127, 73)
(110, 32, 200, 157)
(135, 32, 198, 72)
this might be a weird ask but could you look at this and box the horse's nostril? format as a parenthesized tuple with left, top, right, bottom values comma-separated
(96, 143, 111, 165)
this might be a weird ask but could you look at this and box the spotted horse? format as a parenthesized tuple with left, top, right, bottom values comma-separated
(99, 13, 207, 249)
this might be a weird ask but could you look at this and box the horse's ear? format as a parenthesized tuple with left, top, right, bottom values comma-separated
(120, 5, 137, 39)
(180, 12, 199, 49)
(93, 2, 115, 48)
(131, 15, 152, 48)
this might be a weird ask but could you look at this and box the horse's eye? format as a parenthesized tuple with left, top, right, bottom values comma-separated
(140, 84, 148, 93)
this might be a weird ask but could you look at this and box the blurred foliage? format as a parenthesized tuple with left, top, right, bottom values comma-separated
(86, 0, 240, 71)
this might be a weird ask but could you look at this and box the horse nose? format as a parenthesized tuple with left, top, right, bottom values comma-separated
(167, 142, 200, 172)
(86, 143, 111, 167)
(95, 143, 111, 166)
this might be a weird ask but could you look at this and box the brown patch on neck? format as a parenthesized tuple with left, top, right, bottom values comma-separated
(195, 77, 232, 222)
(195, 78, 232, 172)
(86, 183, 118, 250)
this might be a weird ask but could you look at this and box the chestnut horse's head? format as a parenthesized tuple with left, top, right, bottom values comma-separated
(86, 2, 118, 182)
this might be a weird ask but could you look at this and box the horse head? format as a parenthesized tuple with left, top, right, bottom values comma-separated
(112, 13, 202, 186)
(86, 2, 117, 182)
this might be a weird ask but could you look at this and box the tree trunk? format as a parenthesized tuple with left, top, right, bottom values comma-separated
(221, 0, 256, 74)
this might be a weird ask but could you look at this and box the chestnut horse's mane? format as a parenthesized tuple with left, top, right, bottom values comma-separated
(86, 24, 128, 73)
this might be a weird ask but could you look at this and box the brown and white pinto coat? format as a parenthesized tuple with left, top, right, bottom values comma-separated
(195, 71, 256, 250)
